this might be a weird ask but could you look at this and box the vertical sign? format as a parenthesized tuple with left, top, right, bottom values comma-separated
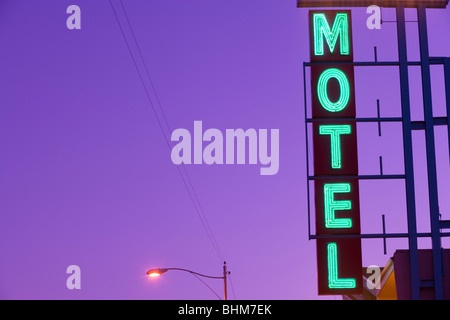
(309, 10, 363, 295)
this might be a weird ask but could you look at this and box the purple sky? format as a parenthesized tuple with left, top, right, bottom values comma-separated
(0, 0, 449, 300)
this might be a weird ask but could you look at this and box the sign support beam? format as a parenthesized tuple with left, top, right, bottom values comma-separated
(417, 5, 444, 300)
(396, 5, 421, 301)
(446, 58, 450, 162)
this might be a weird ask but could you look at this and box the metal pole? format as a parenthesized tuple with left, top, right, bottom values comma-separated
(444, 58, 450, 162)
(417, 5, 444, 300)
(396, 6, 421, 300)
(382, 214, 387, 255)
(223, 262, 228, 300)
(303, 62, 312, 241)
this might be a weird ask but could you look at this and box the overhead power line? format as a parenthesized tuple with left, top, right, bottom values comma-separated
(108, 0, 225, 263)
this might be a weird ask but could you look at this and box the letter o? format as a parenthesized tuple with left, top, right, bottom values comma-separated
(317, 68, 350, 113)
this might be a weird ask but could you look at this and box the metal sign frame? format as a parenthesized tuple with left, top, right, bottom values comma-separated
(300, 0, 450, 299)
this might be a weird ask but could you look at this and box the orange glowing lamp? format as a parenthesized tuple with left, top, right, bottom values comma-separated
(146, 268, 168, 278)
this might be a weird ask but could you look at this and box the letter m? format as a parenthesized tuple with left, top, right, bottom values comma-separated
(313, 13, 350, 56)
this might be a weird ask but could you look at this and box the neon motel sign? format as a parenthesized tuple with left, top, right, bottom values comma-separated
(309, 10, 363, 295)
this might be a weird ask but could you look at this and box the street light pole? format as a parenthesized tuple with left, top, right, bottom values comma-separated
(147, 261, 230, 300)
(223, 261, 227, 301)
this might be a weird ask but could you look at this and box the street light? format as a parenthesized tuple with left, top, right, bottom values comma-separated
(147, 268, 168, 277)
(146, 261, 230, 300)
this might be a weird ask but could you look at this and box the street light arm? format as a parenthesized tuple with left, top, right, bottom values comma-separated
(163, 268, 225, 280)
(146, 262, 230, 300)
